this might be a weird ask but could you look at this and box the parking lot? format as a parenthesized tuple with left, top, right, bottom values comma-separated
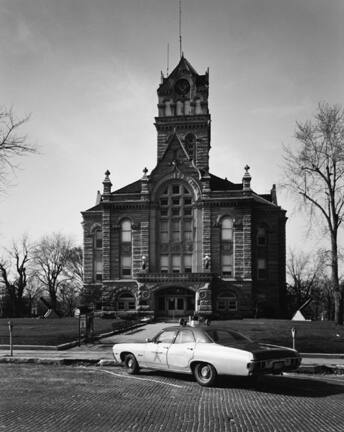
(1, 364, 344, 432)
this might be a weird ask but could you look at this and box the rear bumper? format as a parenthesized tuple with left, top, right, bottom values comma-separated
(247, 356, 302, 375)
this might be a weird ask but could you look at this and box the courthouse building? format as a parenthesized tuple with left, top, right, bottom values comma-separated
(81, 55, 287, 319)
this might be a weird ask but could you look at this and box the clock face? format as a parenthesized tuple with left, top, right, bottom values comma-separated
(175, 78, 190, 95)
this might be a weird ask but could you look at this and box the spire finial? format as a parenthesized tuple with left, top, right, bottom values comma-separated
(102, 170, 112, 196)
(242, 165, 251, 191)
(179, 0, 183, 58)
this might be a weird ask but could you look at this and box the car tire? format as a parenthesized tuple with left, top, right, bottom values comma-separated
(193, 362, 217, 387)
(124, 353, 139, 374)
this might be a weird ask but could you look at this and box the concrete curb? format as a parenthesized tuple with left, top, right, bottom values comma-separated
(0, 356, 116, 366)
(1, 355, 344, 374)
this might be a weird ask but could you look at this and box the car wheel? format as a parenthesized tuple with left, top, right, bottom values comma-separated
(124, 353, 139, 374)
(193, 362, 217, 387)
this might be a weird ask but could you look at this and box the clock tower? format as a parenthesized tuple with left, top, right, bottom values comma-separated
(155, 55, 211, 174)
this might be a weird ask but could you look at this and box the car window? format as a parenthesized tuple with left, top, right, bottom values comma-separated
(174, 329, 195, 344)
(205, 329, 252, 345)
(155, 330, 177, 344)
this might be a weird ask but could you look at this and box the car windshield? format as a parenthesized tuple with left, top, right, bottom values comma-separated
(204, 329, 253, 346)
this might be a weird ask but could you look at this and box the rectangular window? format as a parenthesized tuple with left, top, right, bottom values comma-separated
(184, 221, 192, 241)
(184, 254, 192, 273)
(160, 198, 168, 206)
(184, 207, 192, 216)
(160, 255, 169, 273)
(172, 208, 180, 216)
(160, 208, 168, 216)
(257, 258, 267, 279)
(172, 198, 179, 206)
(222, 254, 233, 277)
(121, 256, 132, 278)
(172, 255, 181, 273)
(160, 221, 169, 243)
(172, 220, 180, 242)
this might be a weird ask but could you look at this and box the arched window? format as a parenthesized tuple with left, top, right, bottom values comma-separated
(117, 292, 135, 311)
(221, 217, 233, 241)
(158, 183, 194, 273)
(93, 229, 103, 282)
(120, 219, 132, 278)
(221, 217, 233, 278)
(217, 292, 238, 312)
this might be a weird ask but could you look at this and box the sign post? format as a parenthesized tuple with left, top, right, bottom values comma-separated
(291, 327, 296, 350)
(8, 320, 13, 357)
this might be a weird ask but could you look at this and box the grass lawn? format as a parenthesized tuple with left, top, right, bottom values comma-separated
(0, 317, 124, 346)
(1, 318, 344, 352)
(211, 319, 344, 353)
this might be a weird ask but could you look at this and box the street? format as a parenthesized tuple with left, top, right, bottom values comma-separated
(1, 364, 344, 432)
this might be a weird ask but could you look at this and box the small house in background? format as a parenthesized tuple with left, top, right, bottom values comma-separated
(82, 55, 287, 320)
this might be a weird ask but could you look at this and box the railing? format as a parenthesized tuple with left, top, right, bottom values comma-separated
(136, 272, 214, 283)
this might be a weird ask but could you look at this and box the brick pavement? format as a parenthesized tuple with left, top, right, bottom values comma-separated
(1, 364, 344, 432)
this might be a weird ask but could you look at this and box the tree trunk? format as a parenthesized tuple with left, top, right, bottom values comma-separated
(331, 231, 343, 324)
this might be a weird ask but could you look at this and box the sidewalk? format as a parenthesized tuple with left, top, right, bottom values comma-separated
(1, 322, 344, 374)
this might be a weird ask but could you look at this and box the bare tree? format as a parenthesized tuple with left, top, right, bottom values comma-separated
(0, 236, 31, 316)
(59, 246, 83, 316)
(63, 246, 83, 286)
(283, 103, 344, 324)
(286, 249, 325, 315)
(32, 233, 73, 312)
(0, 107, 35, 191)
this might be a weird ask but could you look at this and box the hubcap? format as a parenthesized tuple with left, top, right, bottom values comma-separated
(201, 366, 210, 378)
(128, 359, 133, 368)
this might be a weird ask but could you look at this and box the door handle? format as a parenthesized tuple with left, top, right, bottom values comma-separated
(187, 348, 194, 351)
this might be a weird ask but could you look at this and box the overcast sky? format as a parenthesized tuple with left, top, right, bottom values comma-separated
(1, 0, 343, 255)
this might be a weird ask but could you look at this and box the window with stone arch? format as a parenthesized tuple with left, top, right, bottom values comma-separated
(158, 182, 194, 273)
(216, 291, 238, 312)
(221, 217, 234, 278)
(120, 219, 132, 278)
(93, 227, 103, 282)
(117, 291, 136, 311)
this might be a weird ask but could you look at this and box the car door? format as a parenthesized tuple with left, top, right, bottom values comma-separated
(143, 329, 177, 369)
(167, 328, 196, 371)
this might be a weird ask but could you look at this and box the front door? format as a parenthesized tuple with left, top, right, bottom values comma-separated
(156, 289, 195, 318)
(167, 296, 185, 317)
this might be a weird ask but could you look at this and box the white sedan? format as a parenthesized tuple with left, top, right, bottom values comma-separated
(112, 325, 302, 386)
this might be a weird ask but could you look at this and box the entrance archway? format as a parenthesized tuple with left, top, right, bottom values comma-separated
(155, 287, 195, 318)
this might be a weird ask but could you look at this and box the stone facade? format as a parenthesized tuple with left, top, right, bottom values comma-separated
(81, 56, 287, 319)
